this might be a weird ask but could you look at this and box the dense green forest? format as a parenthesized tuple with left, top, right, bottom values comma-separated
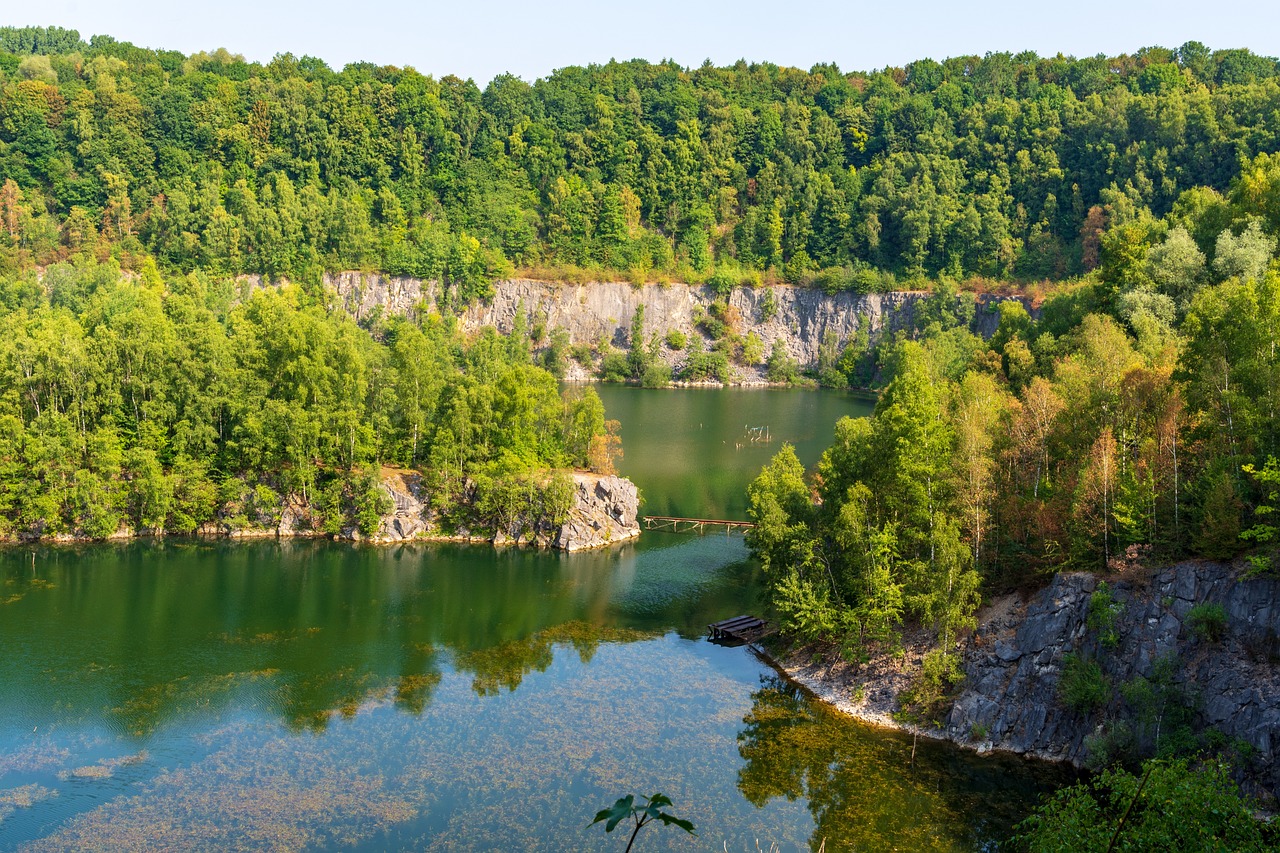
(0, 253, 612, 539)
(747, 223, 1278, 778)
(746, 263, 1279, 662)
(1, 24, 1279, 292)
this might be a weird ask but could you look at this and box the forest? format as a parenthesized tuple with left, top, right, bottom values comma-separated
(0, 251, 613, 538)
(745, 175, 1280, 752)
(0, 24, 1276, 594)
(1, 25, 1279, 292)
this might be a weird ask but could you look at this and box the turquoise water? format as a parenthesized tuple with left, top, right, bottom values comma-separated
(0, 388, 1066, 851)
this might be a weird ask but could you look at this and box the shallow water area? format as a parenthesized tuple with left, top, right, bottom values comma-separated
(1, 388, 1069, 851)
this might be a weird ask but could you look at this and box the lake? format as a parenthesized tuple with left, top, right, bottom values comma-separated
(0, 387, 1067, 851)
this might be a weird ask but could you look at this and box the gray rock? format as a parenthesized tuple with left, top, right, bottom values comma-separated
(303, 274, 1031, 378)
(552, 473, 640, 551)
(943, 560, 1280, 801)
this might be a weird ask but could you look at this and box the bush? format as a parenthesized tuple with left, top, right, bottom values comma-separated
(765, 338, 800, 384)
(707, 265, 737, 296)
(598, 349, 630, 382)
(1016, 759, 1272, 853)
(679, 349, 731, 383)
(1186, 602, 1228, 642)
(740, 331, 766, 366)
(664, 329, 687, 350)
(898, 650, 964, 724)
(640, 362, 672, 388)
(1059, 652, 1110, 714)
(1087, 581, 1122, 647)
(758, 287, 777, 321)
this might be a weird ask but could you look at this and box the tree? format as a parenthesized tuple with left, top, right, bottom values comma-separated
(1016, 759, 1271, 853)
(590, 793, 695, 852)
(1212, 220, 1275, 283)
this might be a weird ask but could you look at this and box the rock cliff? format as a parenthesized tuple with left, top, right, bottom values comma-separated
(316, 273, 1021, 375)
(783, 559, 1280, 800)
(369, 467, 639, 551)
(947, 561, 1280, 791)
(551, 472, 641, 551)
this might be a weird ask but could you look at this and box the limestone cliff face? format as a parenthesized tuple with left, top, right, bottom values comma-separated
(317, 273, 1020, 375)
(946, 561, 1280, 798)
(551, 473, 641, 551)
(368, 467, 639, 551)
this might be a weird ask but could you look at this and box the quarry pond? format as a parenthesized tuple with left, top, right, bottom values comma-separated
(0, 387, 1070, 851)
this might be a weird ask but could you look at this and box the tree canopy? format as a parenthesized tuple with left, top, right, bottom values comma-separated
(1, 30, 1279, 289)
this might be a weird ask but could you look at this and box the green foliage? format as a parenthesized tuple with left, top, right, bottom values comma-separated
(757, 287, 777, 322)
(898, 649, 965, 724)
(1016, 759, 1272, 853)
(590, 793, 695, 852)
(765, 338, 800, 384)
(1241, 456, 1280, 575)
(0, 264, 604, 539)
(0, 35, 1276, 291)
(1059, 653, 1110, 715)
(1186, 602, 1228, 643)
(1088, 581, 1123, 648)
(663, 329, 686, 351)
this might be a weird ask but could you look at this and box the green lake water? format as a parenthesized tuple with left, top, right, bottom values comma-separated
(0, 387, 1068, 851)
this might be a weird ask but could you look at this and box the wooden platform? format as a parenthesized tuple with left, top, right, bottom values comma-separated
(707, 615, 770, 645)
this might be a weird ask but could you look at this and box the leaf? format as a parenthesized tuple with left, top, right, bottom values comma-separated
(655, 812, 697, 834)
(590, 795, 634, 833)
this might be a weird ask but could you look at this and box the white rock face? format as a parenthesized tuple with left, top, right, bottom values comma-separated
(552, 472, 641, 551)
(315, 274, 1022, 377)
(375, 468, 431, 542)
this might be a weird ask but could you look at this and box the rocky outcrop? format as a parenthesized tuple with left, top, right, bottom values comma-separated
(781, 559, 1280, 800)
(942, 561, 1280, 796)
(552, 473, 641, 551)
(375, 468, 432, 542)
(366, 467, 639, 551)
(310, 274, 1025, 377)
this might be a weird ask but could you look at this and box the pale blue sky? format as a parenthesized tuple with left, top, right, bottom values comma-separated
(8, 0, 1280, 84)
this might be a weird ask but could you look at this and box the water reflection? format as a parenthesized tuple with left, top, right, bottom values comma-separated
(1, 388, 1070, 850)
(0, 537, 758, 737)
(596, 385, 874, 519)
(737, 676, 1075, 851)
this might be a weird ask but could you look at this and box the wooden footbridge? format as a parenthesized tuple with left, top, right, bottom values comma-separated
(641, 515, 755, 534)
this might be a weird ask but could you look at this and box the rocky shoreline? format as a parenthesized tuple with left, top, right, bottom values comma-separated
(2, 470, 642, 553)
(767, 559, 1280, 804)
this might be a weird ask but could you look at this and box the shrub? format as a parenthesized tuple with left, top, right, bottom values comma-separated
(898, 650, 964, 724)
(1059, 652, 1110, 714)
(664, 329, 686, 350)
(640, 362, 672, 388)
(765, 338, 800, 384)
(1087, 581, 1122, 647)
(758, 287, 778, 321)
(1016, 759, 1272, 853)
(1186, 602, 1228, 642)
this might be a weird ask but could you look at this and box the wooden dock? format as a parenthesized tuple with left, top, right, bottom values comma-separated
(707, 615, 770, 645)
(642, 515, 755, 534)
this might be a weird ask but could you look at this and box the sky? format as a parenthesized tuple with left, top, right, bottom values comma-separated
(6, 0, 1280, 85)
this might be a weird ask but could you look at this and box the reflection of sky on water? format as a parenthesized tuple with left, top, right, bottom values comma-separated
(0, 390, 1069, 850)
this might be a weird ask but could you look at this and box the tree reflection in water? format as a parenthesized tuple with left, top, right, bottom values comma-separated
(737, 676, 1074, 852)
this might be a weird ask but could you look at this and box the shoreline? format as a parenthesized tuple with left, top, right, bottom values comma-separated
(0, 526, 640, 550)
